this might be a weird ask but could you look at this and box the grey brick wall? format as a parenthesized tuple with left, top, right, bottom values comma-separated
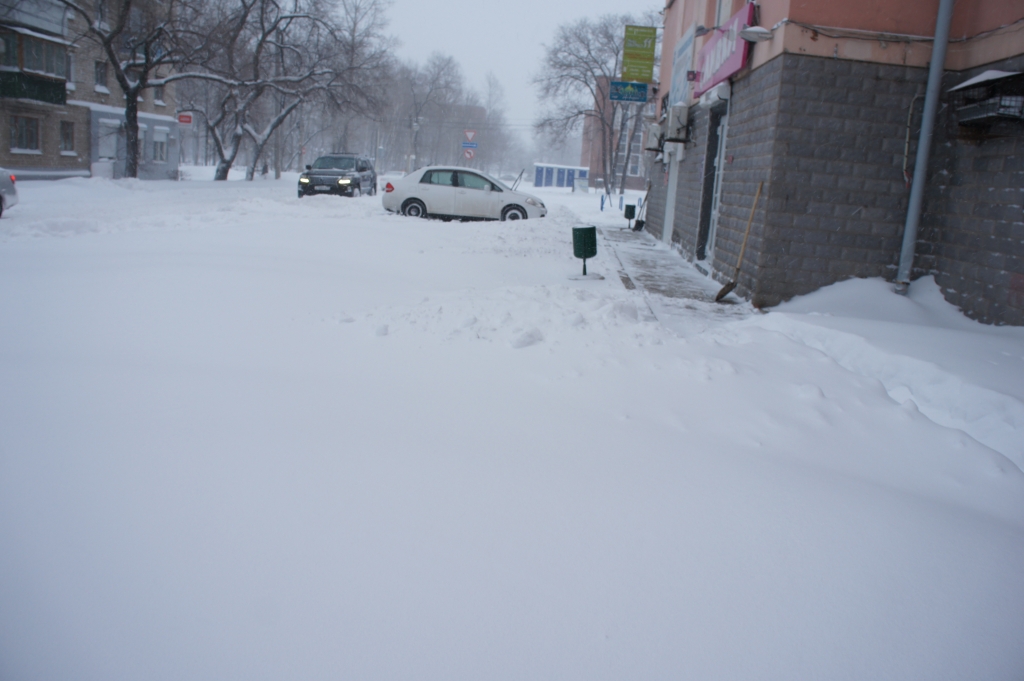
(644, 51, 1024, 325)
(708, 55, 782, 298)
(749, 54, 927, 307)
(919, 55, 1024, 326)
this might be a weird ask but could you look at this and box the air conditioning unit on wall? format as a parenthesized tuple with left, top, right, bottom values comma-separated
(644, 122, 663, 151)
(664, 105, 689, 143)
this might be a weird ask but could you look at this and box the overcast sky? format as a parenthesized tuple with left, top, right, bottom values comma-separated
(386, 0, 659, 141)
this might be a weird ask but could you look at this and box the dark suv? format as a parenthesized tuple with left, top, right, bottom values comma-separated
(298, 154, 377, 198)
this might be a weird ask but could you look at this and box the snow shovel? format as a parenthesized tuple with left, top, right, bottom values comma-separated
(632, 186, 651, 231)
(715, 181, 762, 303)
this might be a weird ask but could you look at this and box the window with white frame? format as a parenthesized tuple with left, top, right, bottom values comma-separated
(95, 61, 108, 88)
(98, 121, 118, 158)
(153, 127, 168, 162)
(11, 116, 40, 151)
(716, 0, 733, 28)
(153, 85, 165, 104)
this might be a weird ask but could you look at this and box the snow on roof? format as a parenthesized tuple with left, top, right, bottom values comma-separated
(948, 69, 1022, 92)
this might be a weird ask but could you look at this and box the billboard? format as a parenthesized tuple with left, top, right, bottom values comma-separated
(622, 25, 657, 83)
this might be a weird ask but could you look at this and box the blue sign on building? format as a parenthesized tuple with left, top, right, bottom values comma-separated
(609, 81, 649, 103)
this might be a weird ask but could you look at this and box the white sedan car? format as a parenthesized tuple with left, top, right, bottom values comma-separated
(381, 167, 547, 221)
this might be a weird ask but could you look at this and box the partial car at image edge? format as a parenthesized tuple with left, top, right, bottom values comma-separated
(0, 168, 18, 218)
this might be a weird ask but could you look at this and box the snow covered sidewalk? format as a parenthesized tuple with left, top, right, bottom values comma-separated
(1, 178, 1023, 681)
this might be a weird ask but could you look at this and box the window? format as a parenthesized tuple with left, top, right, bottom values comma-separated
(153, 127, 168, 162)
(0, 33, 16, 68)
(420, 170, 455, 186)
(458, 172, 495, 191)
(22, 38, 66, 78)
(98, 121, 118, 159)
(11, 116, 40, 151)
(152, 85, 164, 103)
(95, 61, 107, 88)
(60, 121, 74, 152)
(716, 0, 733, 28)
(65, 53, 75, 87)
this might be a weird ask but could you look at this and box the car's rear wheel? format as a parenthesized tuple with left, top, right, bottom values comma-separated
(502, 205, 527, 221)
(402, 199, 427, 218)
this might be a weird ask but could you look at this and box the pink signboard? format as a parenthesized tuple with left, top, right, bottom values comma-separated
(692, 3, 756, 98)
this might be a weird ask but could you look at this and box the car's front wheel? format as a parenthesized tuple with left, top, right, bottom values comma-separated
(402, 199, 427, 218)
(501, 205, 527, 221)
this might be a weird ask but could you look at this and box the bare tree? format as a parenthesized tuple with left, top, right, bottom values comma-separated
(534, 12, 658, 194)
(167, 0, 354, 180)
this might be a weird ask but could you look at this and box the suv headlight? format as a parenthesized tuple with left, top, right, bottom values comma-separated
(338, 178, 352, 185)
(299, 176, 310, 184)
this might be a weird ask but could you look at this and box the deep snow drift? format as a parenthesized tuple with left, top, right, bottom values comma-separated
(1, 176, 1022, 681)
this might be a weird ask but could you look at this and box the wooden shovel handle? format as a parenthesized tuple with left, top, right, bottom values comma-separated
(734, 181, 763, 278)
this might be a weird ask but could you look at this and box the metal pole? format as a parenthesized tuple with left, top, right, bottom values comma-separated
(895, 0, 956, 294)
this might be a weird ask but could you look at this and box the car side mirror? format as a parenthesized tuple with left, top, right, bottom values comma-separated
(305, 165, 312, 171)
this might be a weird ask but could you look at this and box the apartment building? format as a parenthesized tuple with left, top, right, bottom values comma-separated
(1, 0, 180, 180)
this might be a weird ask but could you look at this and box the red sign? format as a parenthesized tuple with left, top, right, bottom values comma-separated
(177, 113, 193, 125)
(463, 149, 475, 160)
(464, 130, 476, 142)
(692, 4, 755, 98)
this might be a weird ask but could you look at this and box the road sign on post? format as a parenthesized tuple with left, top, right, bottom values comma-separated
(464, 149, 475, 160)
(464, 130, 476, 142)
(622, 25, 657, 82)
(461, 141, 478, 149)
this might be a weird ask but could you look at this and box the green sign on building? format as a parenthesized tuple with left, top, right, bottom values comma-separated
(622, 25, 657, 83)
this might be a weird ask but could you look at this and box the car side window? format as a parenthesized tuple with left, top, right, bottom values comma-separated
(421, 170, 455, 186)
(458, 172, 494, 191)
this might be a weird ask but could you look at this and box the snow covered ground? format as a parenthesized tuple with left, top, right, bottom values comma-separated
(1, 175, 1023, 681)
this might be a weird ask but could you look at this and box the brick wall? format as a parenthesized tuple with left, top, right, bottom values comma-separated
(748, 54, 927, 307)
(644, 51, 1024, 325)
(919, 55, 1024, 326)
(709, 56, 782, 298)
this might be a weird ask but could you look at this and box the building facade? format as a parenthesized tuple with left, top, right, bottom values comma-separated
(647, 0, 1024, 325)
(1, 0, 180, 180)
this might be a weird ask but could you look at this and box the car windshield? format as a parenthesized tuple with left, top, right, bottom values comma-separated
(311, 156, 356, 170)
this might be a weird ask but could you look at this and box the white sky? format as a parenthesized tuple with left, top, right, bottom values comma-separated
(386, 0, 659, 141)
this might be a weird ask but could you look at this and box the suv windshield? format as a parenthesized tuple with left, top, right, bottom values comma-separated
(311, 156, 356, 170)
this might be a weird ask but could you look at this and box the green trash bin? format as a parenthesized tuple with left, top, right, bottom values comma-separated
(572, 226, 597, 275)
(624, 204, 636, 220)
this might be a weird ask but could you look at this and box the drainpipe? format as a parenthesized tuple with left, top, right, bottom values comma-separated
(894, 0, 956, 294)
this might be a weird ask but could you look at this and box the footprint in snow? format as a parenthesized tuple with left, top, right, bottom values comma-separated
(511, 328, 544, 349)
